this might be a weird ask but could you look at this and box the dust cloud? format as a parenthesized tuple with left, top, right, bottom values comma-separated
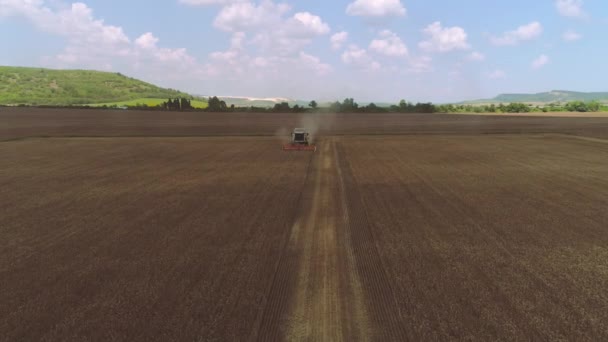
(275, 113, 336, 144)
(298, 113, 336, 143)
(275, 127, 291, 144)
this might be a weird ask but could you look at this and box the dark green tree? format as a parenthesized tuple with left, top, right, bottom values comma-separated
(273, 102, 291, 112)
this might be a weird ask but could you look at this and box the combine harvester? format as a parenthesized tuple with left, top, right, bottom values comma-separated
(283, 128, 317, 152)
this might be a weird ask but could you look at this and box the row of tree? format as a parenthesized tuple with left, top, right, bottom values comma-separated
(161, 98, 194, 111)
(115, 96, 608, 114)
(433, 101, 604, 114)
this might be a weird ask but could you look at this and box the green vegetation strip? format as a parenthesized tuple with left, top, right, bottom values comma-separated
(88, 98, 208, 109)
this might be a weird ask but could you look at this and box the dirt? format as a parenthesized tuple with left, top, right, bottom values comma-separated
(0, 137, 310, 341)
(4, 107, 608, 141)
(2, 109, 608, 341)
(448, 111, 608, 118)
(256, 139, 373, 341)
(341, 135, 608, 340)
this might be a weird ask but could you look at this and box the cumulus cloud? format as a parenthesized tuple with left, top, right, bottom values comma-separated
(135, 32, 159, 49)
(468, 51, 485, 61)
(419, 22, 470, 53)
(369, 30, 408, 57)
(0, 0, 204, 82)
(555, 0, 586, 18)
(346, 0, 406, 17)
(488, 69, 506, 79)
(179, 0, 245, 5)
(563, 29, 582, 41)
(203, 1, 333, 81)
(204, 48, 331, 81)
(212, 1, 329, 56)
(532, 54, 549, 69)
(285, 12, 330, 37)
(407, 55, 433, 73)
(0, 2, 130, 47)
(214, 1, 290, 32)
(342, 45, 381, 71)
(331, 31, 349, 50)
(490, 22, 543, 46)
(298, 52, 332, 75)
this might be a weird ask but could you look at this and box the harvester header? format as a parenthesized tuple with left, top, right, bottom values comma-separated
(283, 128, 317, 152)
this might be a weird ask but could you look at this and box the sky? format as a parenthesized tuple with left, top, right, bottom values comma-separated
(1, 0, 607, 102)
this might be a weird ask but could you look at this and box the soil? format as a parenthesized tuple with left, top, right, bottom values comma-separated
(2, 108, 608, 341)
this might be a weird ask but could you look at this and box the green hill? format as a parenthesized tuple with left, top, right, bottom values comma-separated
(465, 90, 608, 105)
(0, 66, 198, 106)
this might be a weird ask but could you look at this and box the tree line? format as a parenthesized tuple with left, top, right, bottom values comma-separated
(142, 97, 608, 113)
(27, 96, 602, 113)
(434, 101, 604, 114)
(162, 98, 194, 110)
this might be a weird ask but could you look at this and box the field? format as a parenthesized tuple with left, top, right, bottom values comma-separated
(87, 98, 209, 109)
(2, 108, 608, 341)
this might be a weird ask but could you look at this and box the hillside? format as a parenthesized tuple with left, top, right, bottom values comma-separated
(465, 90, 608, 105)
(0, 66, 195, 106)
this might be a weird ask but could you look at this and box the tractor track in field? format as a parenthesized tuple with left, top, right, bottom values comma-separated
(335, 141, 411, 341)
(255, 138, 375, 341)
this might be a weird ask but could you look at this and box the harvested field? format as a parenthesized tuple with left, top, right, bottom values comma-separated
(339, 134, 608, 340)
(2, 109, 608, 341)
(1, 137, 311, 341)
(450, 111, 608, 118)
(4, 107, 608, 140)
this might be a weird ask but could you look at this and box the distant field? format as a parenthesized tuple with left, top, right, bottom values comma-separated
(447, 111, 608, 118)
(4, 108, 608, 141)
(88, 98, 208, 109)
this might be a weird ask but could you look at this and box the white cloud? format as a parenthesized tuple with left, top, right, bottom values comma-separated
(0, 0, 198, 76)
(419, 22, 470, 53)
(298, 52, 332, 75)
(213, 1, 329, 56)
(532, 54, 549, 69)
(346, 0, 406, 17)
(468, 51, 485, 61)
(369, 30, 408, 57)
(407, 55, 433, 73)
(488, 69, 506, 79)
(331, 31, 348, 50)
(342, 45, 381, 71)
(135, 32, 159, 49)
(214, 1, 290, 32)
(204, 48, 332, 81)
(230, 31, 246, 49)
(490, 22, 543, 46)
(202, 1, 333, 82)
(179, 0, 245, 5)
(0, 2, 131, 47)
(285, 12, 330, 37)
(563, 29, 582, 41)
(555, 0, 586, 18)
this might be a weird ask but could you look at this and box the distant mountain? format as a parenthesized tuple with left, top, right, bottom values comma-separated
(465, 90, 608, 104)
(0, 66, 196, 106)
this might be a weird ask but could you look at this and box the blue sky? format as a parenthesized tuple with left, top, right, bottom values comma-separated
(1, 0, 606, 102)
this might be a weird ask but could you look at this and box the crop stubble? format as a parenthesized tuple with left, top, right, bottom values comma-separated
(2, 109, 608, 341)
(0, 137, 310, 341)
(341, 134, 608, 340)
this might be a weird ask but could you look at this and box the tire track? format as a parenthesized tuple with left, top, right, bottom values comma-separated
(335, 141, 412, 341)
(255, 139, 371, 341)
